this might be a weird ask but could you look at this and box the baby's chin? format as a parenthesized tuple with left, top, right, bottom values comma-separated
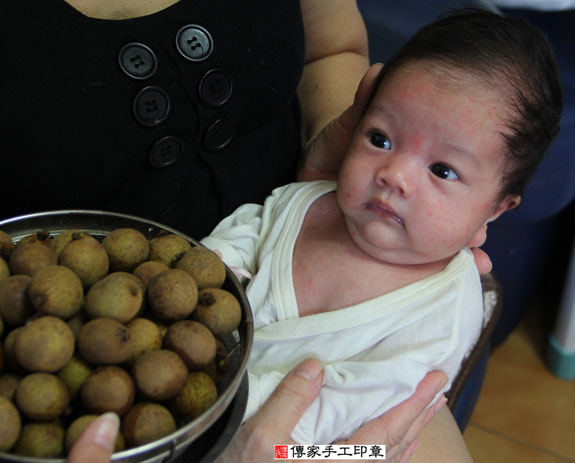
(356, 240, 459, 269)
(346, 219, 461, 267)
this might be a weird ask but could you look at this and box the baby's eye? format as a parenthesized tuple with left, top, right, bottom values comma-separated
(429, 163, 460, 180)
(370, 132, 392, 150)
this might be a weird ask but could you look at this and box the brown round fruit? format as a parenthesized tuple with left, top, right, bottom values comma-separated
(122, 402, 176, 448)
(81, 366, 134, 416)
(14, 422, 65, 458)
(170, 372, 218, 419)
(132, 260, 170, 288)
(28, 265, 84, 319)
(3, 328, 24, 373)
(16, 373, 70, 421)
(16, 231, 52, 249)
(0, 258, 9, 282)
(0, 396, 21, 451)
(85, 272, 144, 323)
(59, 234, 109, 288)
(192, 288, 242, 336)
(77, 318, 133, 365)
(15, 316, 75, 372)
(103, 228, 150, 272)
(57, 354, 92, 400)
(50, 229, 92, 257)
(0, 274, 35, 326)
(0, 373, 21, 400)
(148, 269, 198, 321)
(175, 246, 226, 290)
(148, 233, 192, 267)
(132, 350, 188, 401)
(9, 242, 57, 277)
(0, 230, 15, 260)
(163, 320, 216, 370)
(125, 317, 163, 365)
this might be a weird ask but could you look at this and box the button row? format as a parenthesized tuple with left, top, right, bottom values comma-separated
(147, 118, 235, 168)
(130, 69, 233, 128)
(118, 26, 232, 168)
(118, 25, 213, 80)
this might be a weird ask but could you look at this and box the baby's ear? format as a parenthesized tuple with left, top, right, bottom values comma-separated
(487, 194, 521, 223)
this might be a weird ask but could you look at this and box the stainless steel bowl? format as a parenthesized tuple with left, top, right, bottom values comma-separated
(0, 210, 254, 463)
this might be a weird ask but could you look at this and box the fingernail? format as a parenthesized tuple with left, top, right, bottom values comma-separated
(93, 412, 120, 451)
(294, 359, 323, 380)
(433, 396, 448, 415)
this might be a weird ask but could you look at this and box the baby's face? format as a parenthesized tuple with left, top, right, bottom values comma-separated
(337, 62, 519, 265)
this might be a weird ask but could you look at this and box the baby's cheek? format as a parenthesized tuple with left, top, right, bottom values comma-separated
(420, 208, 459, 246)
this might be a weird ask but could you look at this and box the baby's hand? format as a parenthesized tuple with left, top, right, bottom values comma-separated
(212, 249, 252, 280)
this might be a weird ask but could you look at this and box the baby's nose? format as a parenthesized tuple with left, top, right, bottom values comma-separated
(375, 157, 416, 198)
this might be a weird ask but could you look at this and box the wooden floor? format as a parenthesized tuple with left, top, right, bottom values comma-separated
(463, 303, 575, 462)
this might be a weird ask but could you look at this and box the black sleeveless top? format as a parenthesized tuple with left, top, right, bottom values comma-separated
(0, 0, 304, 237)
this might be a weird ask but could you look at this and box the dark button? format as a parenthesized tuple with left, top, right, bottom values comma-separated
(204, 118, 234, 152)
(133, 86, 171, 127)
(149, 136, 184, 168)
(199, 69, 233, 108)
(118, 43, 157, 80)
(176, 25, 213, 62)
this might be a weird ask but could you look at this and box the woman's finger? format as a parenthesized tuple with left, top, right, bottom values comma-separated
(67, 412, 120, 463)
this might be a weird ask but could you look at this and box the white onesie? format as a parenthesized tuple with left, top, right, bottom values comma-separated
(201, 181, 483, 444)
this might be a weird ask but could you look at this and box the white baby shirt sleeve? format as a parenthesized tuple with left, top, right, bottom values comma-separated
(200, 183, 302, 274)
(200, 203, 264, 275)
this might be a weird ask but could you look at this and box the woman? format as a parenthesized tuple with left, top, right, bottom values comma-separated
(0, 1, 480, 460)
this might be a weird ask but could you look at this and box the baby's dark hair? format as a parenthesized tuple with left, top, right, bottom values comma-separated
(368, 8, 562, 198)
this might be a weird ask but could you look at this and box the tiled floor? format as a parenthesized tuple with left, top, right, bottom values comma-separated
(463, 303, 575, 462)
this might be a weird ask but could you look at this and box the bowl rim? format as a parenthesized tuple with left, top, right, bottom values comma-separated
(0, 209, 254, 463)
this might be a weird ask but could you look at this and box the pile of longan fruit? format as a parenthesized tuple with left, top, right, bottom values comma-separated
(0, 227, 243, 458)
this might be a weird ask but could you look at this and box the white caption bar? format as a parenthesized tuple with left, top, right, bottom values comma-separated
(274, 444, 386, 460)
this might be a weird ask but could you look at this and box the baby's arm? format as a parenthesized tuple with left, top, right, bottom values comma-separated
(200, 202, 264, 275)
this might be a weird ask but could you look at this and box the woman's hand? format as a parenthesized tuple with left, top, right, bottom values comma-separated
(217, 359, 324, 462)
(467, 224, 492, 274)
(218, 359, 448, 463)
(67, 412, 120, 463)
(333, 373, 448, 463)
(298, 63, 383, 182)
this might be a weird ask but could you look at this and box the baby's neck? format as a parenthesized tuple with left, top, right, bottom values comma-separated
(293, 192, 450, 317)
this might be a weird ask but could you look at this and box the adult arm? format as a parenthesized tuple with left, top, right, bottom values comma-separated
(409, 406, 474, 463)
(297, 0, 370, 176)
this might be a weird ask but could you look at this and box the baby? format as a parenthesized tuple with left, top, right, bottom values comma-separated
(201, 9, 562, 444)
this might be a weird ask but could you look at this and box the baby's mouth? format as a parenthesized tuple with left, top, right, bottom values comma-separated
(365, 200, 404, 226)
